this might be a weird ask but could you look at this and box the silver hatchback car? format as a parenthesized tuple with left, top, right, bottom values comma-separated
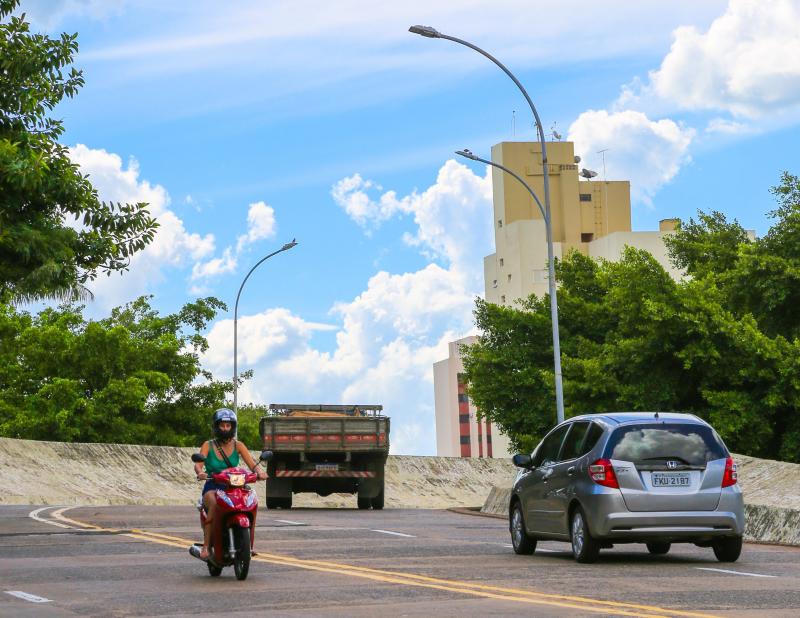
(509, 412, 745, 563)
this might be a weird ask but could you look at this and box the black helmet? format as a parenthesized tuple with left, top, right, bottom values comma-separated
(212, 408, 237, 441)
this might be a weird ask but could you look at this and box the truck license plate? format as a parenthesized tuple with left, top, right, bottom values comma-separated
(315, 464, 338, 471)
(651, 472, 690, 487)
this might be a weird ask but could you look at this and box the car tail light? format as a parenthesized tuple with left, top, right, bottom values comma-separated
(721, 456, 738, 487)
(589, 458, 619, 488)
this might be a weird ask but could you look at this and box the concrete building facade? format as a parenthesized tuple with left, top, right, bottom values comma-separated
(434, 336, 512, 459)
(434, 139, 682, 458)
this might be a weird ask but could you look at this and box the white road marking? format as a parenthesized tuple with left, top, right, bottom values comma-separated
(28, 506, 71, 529)
(695, 567, 777, 578)
(5, 590, 52, 603)
(275, 519, 306, 526)
(372, 529, 415, 538)
(536, 548, 559, 553)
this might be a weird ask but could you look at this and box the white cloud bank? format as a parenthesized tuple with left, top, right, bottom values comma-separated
(568, 110, 695, 205)
(68, 144, 215, 308)
(202, 160, 493, 454)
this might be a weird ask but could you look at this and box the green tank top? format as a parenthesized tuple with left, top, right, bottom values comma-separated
(205, 440, 240, 475)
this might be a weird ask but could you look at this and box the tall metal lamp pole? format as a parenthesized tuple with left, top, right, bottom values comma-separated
(410, 24, 564, 423)
(233, 239, 298, 414)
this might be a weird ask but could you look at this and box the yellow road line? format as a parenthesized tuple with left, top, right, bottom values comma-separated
(50, 508, 721, 618)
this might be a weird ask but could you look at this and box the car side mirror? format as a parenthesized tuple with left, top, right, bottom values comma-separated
(259, 450, 274, 462)
(512, 453, 533, 468)
(191, 453, 206, 463)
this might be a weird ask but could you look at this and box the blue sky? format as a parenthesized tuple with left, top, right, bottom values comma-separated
(22, 0, 800, 454)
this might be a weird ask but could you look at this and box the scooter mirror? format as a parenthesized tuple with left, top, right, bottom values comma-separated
(191, 453, 206, 463)
(259, 450, 274, 462)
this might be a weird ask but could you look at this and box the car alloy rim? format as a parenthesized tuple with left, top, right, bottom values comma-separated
(512, 507, 523, 547)
(572, 513, 584, 555)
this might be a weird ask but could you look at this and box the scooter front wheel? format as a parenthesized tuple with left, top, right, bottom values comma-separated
(233, 526, 251, 581)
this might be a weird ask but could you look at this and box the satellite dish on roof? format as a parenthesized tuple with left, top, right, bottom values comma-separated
(580, 168, 598, 179)
(574, 155, 581, 164)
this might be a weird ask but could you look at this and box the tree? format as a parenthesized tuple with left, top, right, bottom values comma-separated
(0, 0, 158, 302)
(0, 295, 242, 447)
(462, 240, 800, 462)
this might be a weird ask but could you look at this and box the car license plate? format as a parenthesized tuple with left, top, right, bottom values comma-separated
(652, 472, 690, 487)
(315, 464, 338, 471)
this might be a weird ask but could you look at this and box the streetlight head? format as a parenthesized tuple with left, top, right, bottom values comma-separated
(281, 238, 298, 251)
(455, 149, 479, 161)
(409, 25, 440, 38)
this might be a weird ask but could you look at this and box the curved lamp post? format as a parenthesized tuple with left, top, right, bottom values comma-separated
(456, 150, 564, 424)
(233, 239, 298, 414)
(409, 24, 564, 424)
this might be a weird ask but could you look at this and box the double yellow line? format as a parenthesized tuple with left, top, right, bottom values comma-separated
(49, 508, 721, 618)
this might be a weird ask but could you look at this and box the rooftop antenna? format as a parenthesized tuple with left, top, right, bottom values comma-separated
(512, 110, 516, 138)
(597, 148, 610, 235)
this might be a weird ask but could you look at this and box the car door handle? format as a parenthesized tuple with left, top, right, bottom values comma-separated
(567, 466, 576, 476)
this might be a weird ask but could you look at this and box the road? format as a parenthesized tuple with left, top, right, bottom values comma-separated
(1, 505, 799, 617)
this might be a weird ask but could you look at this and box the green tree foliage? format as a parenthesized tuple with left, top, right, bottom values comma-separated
(0, 295, 249, 447)
(0, 1, 158, 302)
(463, 173, 800, 462)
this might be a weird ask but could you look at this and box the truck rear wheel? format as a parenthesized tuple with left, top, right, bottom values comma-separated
(371, 487, 384, 510)
(357, 496, 371, 510)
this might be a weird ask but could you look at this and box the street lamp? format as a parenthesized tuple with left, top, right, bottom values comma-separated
(410, 24, 564, 423)
(456, 150, 564, 424)
(233, 239, 298, 414)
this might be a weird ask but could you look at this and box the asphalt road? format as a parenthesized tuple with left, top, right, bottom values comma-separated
(1, 504, 799, 617)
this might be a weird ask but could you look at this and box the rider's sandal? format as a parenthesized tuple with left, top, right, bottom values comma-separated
(189, 545, 208, 561)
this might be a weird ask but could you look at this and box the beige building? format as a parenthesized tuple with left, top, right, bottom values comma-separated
(434, 336, 513, 459)
(484, 140, 682, 304)
(434, 139, 683, 458)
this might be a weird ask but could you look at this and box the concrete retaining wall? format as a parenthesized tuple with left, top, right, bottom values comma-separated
(0, 438, 515, 509)
(479, 453, 800, 545)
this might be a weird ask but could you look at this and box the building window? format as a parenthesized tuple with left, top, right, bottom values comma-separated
(499, 258, 504, 267)
(498, 219, 503, 228)
(459, 413, 470, 424)
(457, 393, 468, 403)
(507, 274, 512, 282)
(500, 295, 506, 303)
(492, 279, 497, 288)
(459, 435, 470, 445)
(581, 233, 594, 242)
(580, 193, 592, 202)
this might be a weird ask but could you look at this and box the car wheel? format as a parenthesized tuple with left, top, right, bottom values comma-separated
(570, 507, 600, 563)
(509, 502, 536, 555)
(713, 536, 742, 562)
(357, 496, 371, 510)
(646, 542, 671, 555)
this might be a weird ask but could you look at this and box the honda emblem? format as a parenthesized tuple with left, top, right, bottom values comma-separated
(666, 460, 678, 470)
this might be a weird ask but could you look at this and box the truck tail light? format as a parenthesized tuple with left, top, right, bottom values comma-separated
(721, 456, 738, 487)
(589, 458, 619, 489)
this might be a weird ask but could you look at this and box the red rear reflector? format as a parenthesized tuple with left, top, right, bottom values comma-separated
(589, 458, 619, 489)
(722, 456, 738, 487)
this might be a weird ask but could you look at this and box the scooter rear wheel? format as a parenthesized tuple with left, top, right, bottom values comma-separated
(233, 526, 251, 581)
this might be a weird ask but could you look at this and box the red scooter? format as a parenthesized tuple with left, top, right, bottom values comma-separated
(190, 450, 272, 580)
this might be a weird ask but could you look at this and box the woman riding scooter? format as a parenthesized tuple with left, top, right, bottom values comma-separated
(191, 408, 267, 561)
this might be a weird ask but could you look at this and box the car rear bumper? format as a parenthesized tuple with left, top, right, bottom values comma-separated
(583, 490, 745, 540)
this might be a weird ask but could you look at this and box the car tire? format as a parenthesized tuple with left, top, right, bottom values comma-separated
(357, 496, 371, 510)
(570, 507, 600, 564)
(713, 536, 742, 562)
(646, 542, 671, 555)
(509, 501, 536, 555)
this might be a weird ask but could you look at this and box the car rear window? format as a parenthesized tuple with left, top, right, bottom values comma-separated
(604, 423, 727, 465)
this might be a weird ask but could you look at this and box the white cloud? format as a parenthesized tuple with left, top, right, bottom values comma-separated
(24, 0, 125, 29)
(67, 144, 215, 308)
(568, 110, 695, 205)
(201, 160, 491, 454)
(191, 247, 236, 281)
(236, 201, 277, 252)
(630, 0, 800, 119)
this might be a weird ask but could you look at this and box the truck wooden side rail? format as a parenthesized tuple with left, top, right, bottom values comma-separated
(259, 404, 389, 510)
